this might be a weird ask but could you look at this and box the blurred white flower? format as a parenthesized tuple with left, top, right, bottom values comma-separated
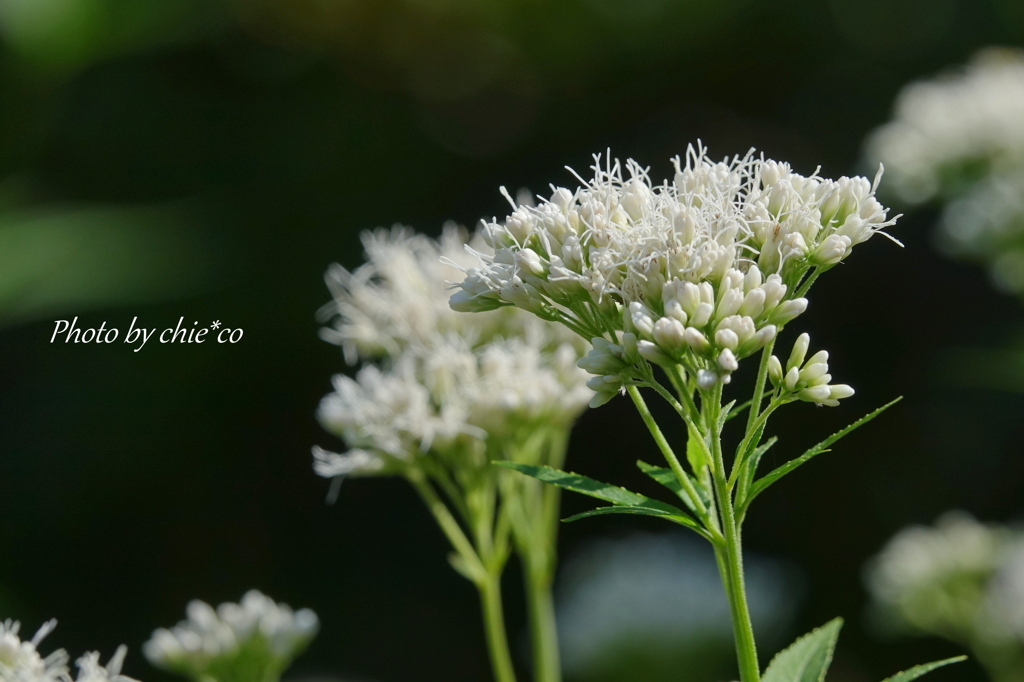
(0, 620, 69, 682)
(143, 590, 318, 682)
(450, 144, 895, 387)
(314, 226, 591, 481)
(867, 49, 1024, 205)
(73, 648, 136, 682)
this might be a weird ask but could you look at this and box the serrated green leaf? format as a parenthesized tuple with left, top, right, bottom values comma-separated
(636, 460, 706, 510)
(497, 462, 709, 539)
(880, 656, 966, 682)
(495, 462, 679, 513)
(762, 618, 843, 682)
(562, 505, 709, 538)
(743, 398, 901, 509)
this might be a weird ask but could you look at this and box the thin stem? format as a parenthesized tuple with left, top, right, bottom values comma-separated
(706, 386, 760, 682)
(479, 574, 519, 682)
(626, 385, 713, 528)
(408, 473, 486, 582)
(524, 561, 560, 682)
(745, 339, 775, 437)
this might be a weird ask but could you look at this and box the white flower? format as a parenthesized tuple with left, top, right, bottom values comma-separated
(450, 144, 896, 386)
(867, 49, 1024, 204)
(767, 333, 853, 407)
(865, 512, 1002, 634)
(314, 227, 591, 479)
(0, 620, 69, 682)
(73, 648, 136, 682)
(143, 591, 318, 681)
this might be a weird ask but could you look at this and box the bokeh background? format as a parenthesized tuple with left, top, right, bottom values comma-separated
(3, 0, 1024, 680)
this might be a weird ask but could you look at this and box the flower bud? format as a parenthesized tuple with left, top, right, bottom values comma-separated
(809, 234, 851, 266)
(739, 288, 766, 318)
(788, 333, 810, 371)
(799, 362, 829, 384)
(630, 302, 655, 337)
(690, 302, 714, 328)
(784, 367, 800, 391)
(767, 355, 783, 384)
(799, 385, 831, 403)
(664, 299, 688, 324)
(684, 327, 710, 354)
(828, 384, 855, 400)
(697, 369, 719, 390)
(718, 348, 739, 372)
(715, 328, 740, 350)
(716, 288, 744, 321)
(515, 248, 547, 276)
(653, 317, 687, 355)
(769, 298, 808, 326)
(638, 340, 672, 366)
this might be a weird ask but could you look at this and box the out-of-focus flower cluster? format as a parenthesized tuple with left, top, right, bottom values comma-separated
(450, 145, 894, 395)
(866, 511, 1024, 676)
(0, 620, 136, 682)
(143, 590, 317, 682)
(867, 49, 1024, 294)
(314, 226, 591, 481)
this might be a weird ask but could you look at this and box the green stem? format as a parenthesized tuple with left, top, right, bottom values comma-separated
(745, 339, 775, 437)
(707, 387, 760, 682)
(524, 561, 561, 682)
(627, 385, 712, 526)
(479, 573, 519, 682)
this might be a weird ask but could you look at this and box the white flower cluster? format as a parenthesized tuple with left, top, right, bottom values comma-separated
(143, 590, 318, 681)
(0, 620, 136, 682)
(865, 512, 1024, 644)
(867, 50, 1024, 294)
(451, 145, 894, 390)
(766, 333, 854, 406)
(314, 227, 591, 479)
(867, 49, 1024, 205)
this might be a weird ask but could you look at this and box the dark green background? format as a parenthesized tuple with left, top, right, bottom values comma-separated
(2, 1, 1024, 680)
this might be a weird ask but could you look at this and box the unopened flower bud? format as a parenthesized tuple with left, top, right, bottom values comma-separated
(715, 328, 740, 350)
(718, 348, 739, 372)
(684, 327, 710, 353)
(828, 384, 855, 400)
(769, 298, 808, 326)
(630, 302, 655, 337)
(697, 369, 719, 390)
(739, 288, 766, 318)
(768, 355, 783, 384)
(515, 248, 547, 276)
(653, 317, 687, 355)
(800, 385, 831, 403)
(788, 333, 810, 371)
(809, 234, 851, 266)
(784, 367, 800, 391)
(691, 302, 714, 328)
(638, 340, 672, 366)
(799, 362, 829, 384)
(664, 299, 688, 324)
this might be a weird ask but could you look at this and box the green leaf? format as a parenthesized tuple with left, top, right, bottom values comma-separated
(762, 618, 842, 682)
(744, 398, 901, 508)
(496, 462, 709, 538)
(495, 462, 680, 513)
(880, 656, 967, 682)
(563, 505, 709, 538)
(636, 460, 707, 510)
(685, 423, 707, 473)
